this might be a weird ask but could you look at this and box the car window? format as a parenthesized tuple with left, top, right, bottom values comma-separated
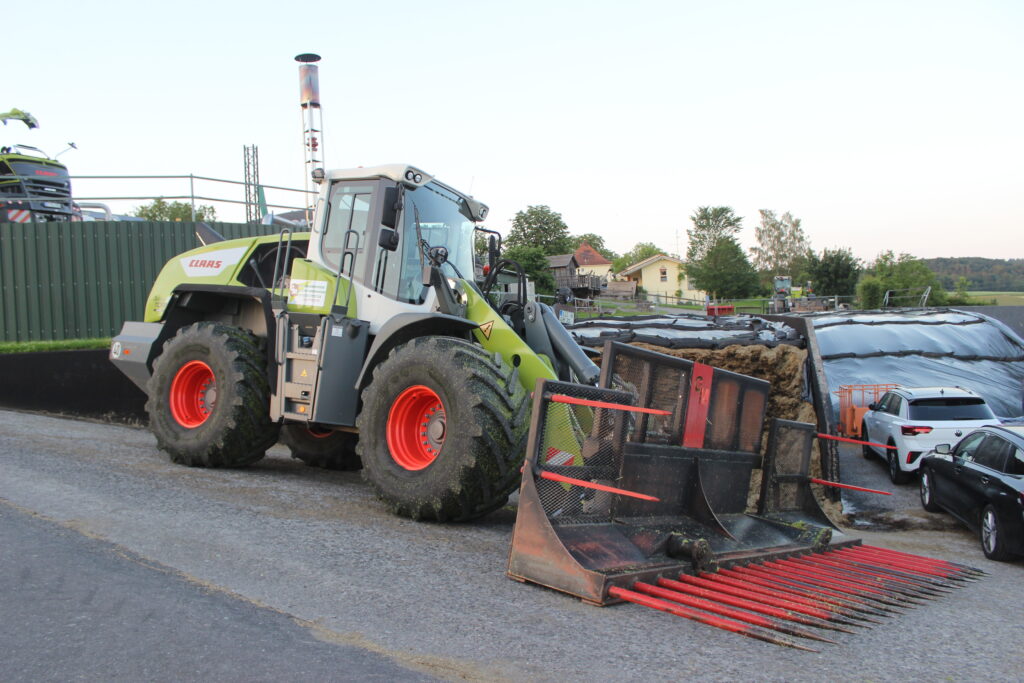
(875, 394, 892, 412)
(908, 398, 994, 421)
(953, 432, 987, 459)
(1009, 446, 1024, 476)
(971, 436, 1009, 471)
(888, 395, 903, 416)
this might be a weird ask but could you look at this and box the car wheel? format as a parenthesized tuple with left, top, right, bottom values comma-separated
(861, 421, 873, 459)
(887, 441, 911, 485)
(981, 505, 1012, 561)
(919, 469, 941, 512)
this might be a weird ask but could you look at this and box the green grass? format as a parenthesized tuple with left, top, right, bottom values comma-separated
(0, 338, 112, 354)
(966, 291, 1024, 306)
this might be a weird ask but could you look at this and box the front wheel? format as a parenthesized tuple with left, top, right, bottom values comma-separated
(147, 322, 279, 467)
(356, 336, 530, 521)
(919, 469, 942, 512)
(981, 505, 1011, 561)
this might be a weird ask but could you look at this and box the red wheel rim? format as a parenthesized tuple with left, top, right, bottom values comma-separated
(386, 385, 445, 471)
(169, 360, 216, 428)
(307, 426, 334, 439)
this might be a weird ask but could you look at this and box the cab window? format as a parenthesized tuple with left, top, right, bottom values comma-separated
(322, 183, 373, 276)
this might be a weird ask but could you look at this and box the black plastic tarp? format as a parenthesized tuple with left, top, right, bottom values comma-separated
(568, 314, 801, 350)
(811, 309, 1024, 420)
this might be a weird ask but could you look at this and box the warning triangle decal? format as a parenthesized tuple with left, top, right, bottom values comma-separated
(479, 320, 494, 340)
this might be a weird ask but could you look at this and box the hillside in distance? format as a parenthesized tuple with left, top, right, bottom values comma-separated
(924, 257, 1024, 291)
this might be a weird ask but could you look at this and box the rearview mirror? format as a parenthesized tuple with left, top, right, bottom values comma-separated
(935, 444, 951, 455)
(488, 235, 498, 269)
(381, 186, 400, 229)
(868, 403, 878, 411)
(378, 227, 399, 251)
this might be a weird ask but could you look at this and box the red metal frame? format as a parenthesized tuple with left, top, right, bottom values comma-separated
(835, 384, 899, 437)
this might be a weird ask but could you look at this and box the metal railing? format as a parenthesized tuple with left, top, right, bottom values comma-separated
(1, 172, 316, 221)
(71, 173, 314, 220)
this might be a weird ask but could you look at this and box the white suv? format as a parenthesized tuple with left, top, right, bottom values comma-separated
(861, 387, 1000, 485)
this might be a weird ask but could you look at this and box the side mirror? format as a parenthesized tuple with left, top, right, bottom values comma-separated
(868, 403, 877, 411)
(378, 227, 399, 251)
(381, 186, 400, 229)
(935, 444, 951, 455)
(488, 235, 498, 270)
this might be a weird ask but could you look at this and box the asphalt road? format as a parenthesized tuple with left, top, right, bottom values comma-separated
(1, 409, 1022, 681)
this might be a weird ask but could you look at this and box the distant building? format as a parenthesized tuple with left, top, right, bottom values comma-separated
(547, 252, 605, 299)
(573, 241, 613, 280)
(616, 254, 705, 301)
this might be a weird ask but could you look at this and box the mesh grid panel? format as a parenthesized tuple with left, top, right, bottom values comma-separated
(760, 419, 816, 513)
(532, 381, 634, 524)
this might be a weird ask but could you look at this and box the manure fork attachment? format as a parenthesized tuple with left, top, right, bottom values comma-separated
(507, 342, 982, 651)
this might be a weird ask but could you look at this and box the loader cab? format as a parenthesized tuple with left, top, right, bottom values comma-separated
(306, 164, 488, 318)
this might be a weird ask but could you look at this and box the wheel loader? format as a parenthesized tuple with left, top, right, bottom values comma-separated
(111, 164, 598, 521)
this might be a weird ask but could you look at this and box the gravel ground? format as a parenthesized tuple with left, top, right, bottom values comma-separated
(1, 409, 1021, 681)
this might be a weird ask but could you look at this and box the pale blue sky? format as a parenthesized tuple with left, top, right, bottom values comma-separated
(7, 0, 1022, 262)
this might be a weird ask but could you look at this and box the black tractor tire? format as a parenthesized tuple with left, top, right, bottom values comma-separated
(356, 336, 530, 522)
(861, 422, 874, 459)
(980, 505, 1011, 561)
(281, 424, 362, 471)
(919, 469, 942, 512)
(887, 440, 911, 485)
(146, 322, 279, 467)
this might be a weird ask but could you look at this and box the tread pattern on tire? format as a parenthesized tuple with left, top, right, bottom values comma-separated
(356, 336, 530, 522)
(147, 322, 279, 467)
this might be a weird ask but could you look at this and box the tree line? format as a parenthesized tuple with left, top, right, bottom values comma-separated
(498, 203, 959, 307)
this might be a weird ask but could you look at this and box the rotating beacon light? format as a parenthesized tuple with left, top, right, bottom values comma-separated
(295, 53, 324, 220)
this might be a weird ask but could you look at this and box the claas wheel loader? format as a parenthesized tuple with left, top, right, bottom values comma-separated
(111, 164, 599, 521)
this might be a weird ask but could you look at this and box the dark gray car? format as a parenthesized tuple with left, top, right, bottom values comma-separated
(919, 425, 1024, 561)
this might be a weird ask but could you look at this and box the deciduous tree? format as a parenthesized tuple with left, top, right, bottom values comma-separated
(502, 244, 556, 294)
(613, 242, 663, 273)
(686, 206, 743, 263)
(133, 198, 217, 221)
(750, 210, 810, 277)
(806, 247, 861, 296)
(506, 205, 571, 255)
(864, 251, 947, 306)
(687, 237, 759, 299)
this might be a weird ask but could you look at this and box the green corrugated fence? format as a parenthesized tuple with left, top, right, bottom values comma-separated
(0, 221, 280, 342)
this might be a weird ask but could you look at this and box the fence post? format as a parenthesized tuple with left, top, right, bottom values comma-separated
(189, 174, 196, 221)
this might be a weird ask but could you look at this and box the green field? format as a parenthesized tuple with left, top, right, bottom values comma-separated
(967, 291, 1024, 306)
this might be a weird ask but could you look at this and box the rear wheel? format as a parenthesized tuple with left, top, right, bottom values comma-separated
(887, 440, 911, 485)
(981, 505, 1011, 561)
(919, 469, 941, 512)
(280, 424, 361, 471)
(356, 336, 530, 521)
(147, 322, 279, 467)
